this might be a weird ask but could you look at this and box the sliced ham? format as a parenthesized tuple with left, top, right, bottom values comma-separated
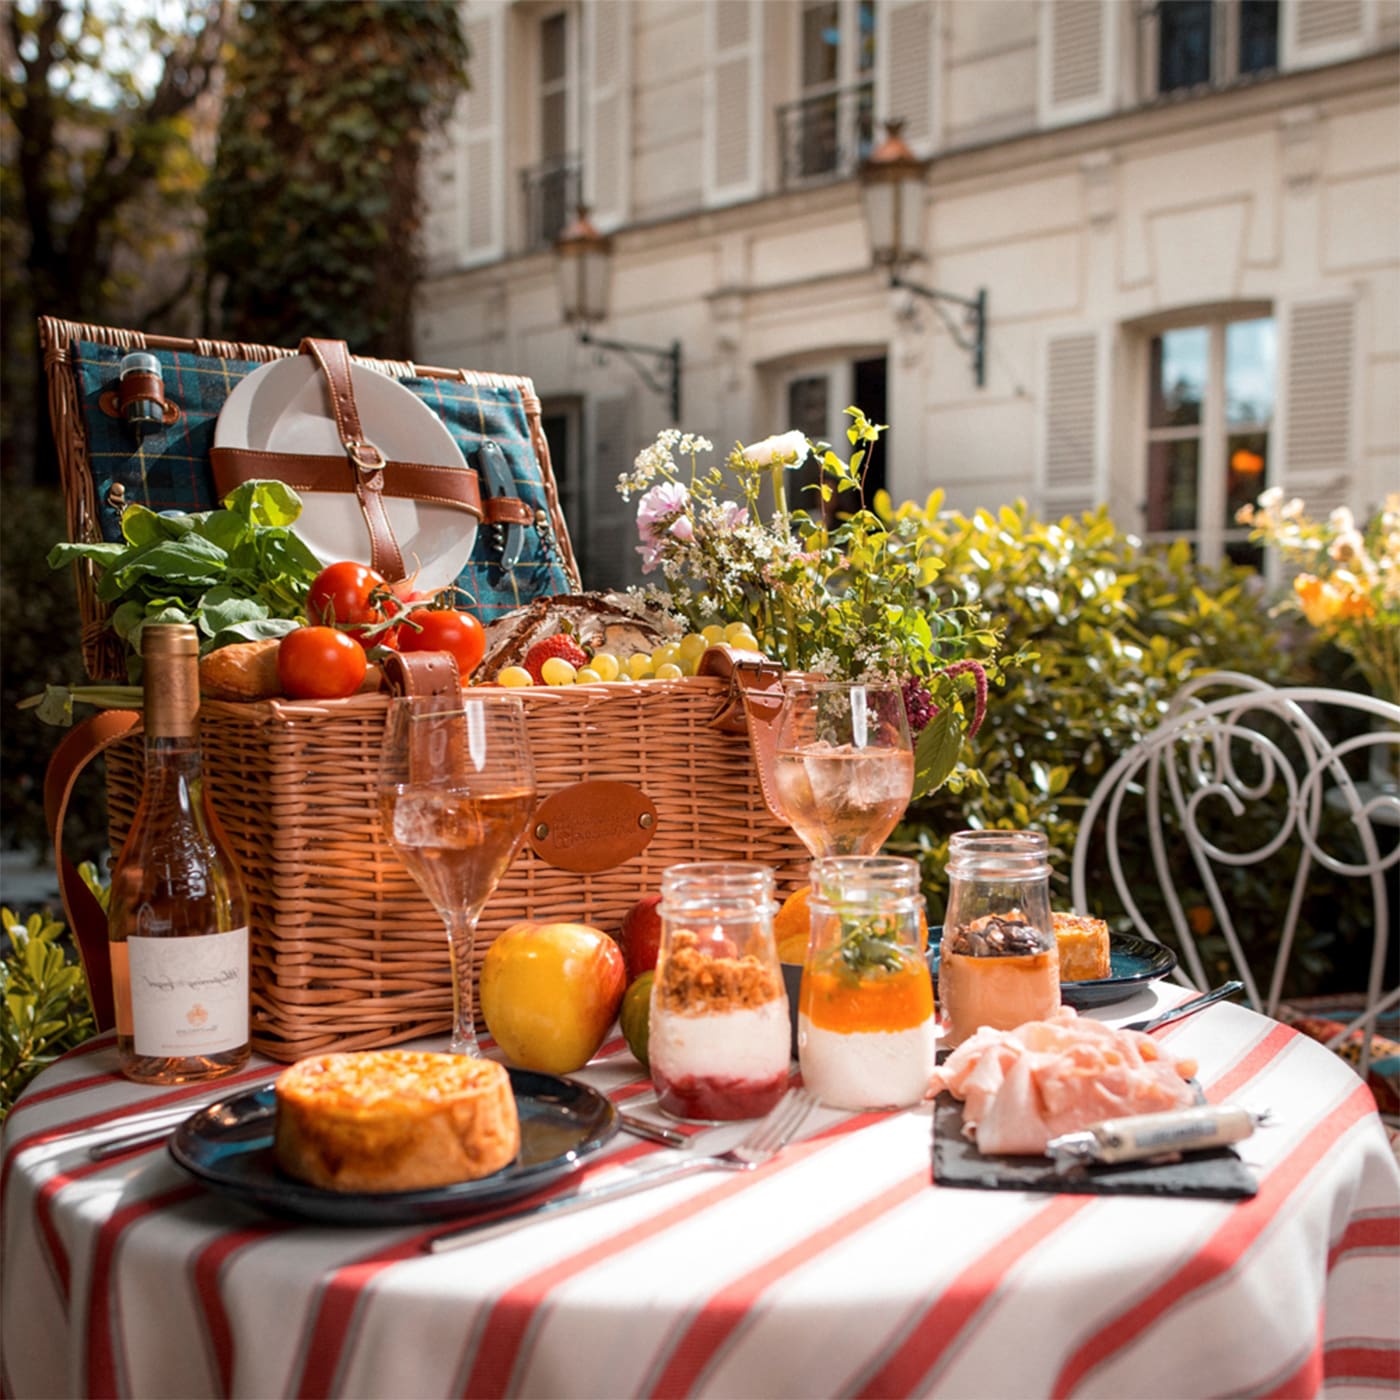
(928, 1007, 1198, 1156)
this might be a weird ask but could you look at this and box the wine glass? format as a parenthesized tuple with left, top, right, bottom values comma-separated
(773, 679, 914, 858)
(378, 693, 536, 1056)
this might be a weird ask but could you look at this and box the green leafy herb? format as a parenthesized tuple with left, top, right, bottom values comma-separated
(47, 480, 322, 682)
(834, 912, 909, 980)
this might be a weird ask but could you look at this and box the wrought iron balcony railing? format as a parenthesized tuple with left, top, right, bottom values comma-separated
(519, 154, 582, 253)
(777, 83, 875, 188)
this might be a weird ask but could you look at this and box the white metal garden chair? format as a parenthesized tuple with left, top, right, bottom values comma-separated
(1070, 672, 1400, 1080)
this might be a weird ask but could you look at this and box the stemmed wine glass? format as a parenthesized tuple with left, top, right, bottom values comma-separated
(378, 693, 536, 1056)
(773, 679, 915, 857)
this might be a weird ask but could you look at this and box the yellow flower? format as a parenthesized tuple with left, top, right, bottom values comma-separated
(1293, 573, 1332, 626)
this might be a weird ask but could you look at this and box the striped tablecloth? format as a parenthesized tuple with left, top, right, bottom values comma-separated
(4, 986, 1398, 1399)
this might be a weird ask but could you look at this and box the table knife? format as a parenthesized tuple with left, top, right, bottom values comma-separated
(1122, 981, 1245, 1034)
(478, 442, 525, 574)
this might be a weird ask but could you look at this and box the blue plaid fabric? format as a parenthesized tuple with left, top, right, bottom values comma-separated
(70, 339, 574, 621)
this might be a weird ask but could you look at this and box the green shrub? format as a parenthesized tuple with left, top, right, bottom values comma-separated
(2, 905, 96, 1119)
(886, 500, 1366, 988)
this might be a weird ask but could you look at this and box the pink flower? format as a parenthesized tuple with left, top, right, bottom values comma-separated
(636, 482, 692, 573)
(719, 500, 748, 529)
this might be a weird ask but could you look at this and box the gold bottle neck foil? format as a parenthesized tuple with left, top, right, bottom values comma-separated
(142, 623, 200, 739)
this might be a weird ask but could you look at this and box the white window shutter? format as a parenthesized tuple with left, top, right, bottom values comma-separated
(704, 0, 762, 205)
(1278, 298, 1356, 515)
(421, 103, 464, 274)
(876, 0, 939, 154)
(1282, 0, 1374, 71)
(1041, 331, 1103, 517)
(1037, 0, 1118, 130)
(461, 8, 505, 264)
(584, 1, 632, 230)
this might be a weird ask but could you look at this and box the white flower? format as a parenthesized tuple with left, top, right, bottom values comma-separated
(739, 430, 809, 470)
(1329, 505, 1356, 535)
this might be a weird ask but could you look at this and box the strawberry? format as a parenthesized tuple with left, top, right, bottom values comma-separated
(523, 633, 589, 684)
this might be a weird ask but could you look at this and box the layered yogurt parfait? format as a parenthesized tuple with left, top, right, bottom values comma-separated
(650, 882, 790, 1122)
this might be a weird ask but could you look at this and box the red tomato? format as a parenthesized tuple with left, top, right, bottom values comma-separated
(277, 627, 368, 700)
(306, 562, 390, 632)
(396, 609, 486, 679)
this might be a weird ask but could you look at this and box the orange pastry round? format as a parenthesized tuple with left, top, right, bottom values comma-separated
(274, 1050, 519, 1193)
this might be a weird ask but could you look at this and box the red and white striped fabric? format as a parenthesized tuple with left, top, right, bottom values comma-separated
(3, 989, 1398, 1399)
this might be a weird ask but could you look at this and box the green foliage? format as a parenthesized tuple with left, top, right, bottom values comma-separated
(886, 500, 1299, 923)
(204, 0, 469, 355)
(2, 486, 109, 858)
(45, 479, 323, 685)
(1, 903, 96, 1120)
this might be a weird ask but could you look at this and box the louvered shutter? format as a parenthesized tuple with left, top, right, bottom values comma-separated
(421, 104, 464, 273)
(705, 0, 762, 205)
(876, 0, 939, 154)
(1278, 298, 1356, 515)
(584, 2, 632, 230)
(461, 7, 505, 263)
(1041, 331, 1103, 516)
(1038, 0, 1118, 129)
(1282, 0, 1373, 70)
(587, 394, 639, 589)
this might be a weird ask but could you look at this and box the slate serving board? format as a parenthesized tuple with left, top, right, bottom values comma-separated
(931, 1095, 1258, 1200)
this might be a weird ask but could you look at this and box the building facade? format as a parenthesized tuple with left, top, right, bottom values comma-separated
(415, 0, 1400, 590)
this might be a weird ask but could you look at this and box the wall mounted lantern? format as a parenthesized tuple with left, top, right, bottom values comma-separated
(859, 122, 988, 389)
(554, 205, 682, 421)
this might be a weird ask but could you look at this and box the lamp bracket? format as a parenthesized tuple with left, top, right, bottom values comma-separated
(578, 329, 682, 422)
(888, 272, 987, 388)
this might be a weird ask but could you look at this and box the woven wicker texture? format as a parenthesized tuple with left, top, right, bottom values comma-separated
(105, 680, 810, 1062)
(38, 316, 579, 681)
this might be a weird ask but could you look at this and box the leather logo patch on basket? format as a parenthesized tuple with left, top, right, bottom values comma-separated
(529, 781, 657, 873)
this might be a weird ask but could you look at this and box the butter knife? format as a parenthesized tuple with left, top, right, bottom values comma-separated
(478, 442, 525, 575)
(1122, 981, 1245, 1034)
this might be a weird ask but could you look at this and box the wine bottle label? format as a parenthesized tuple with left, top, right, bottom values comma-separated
(127, 929, 249, 1057)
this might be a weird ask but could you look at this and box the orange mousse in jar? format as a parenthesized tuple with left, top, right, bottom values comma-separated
(939, 912, 1060, 1047)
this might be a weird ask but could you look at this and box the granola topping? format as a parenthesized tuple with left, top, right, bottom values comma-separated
(655, 930, 783, 1014)
(945, 910, 1048, 958)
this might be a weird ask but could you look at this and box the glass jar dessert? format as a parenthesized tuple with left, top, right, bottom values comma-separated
(651, 865, 790, 1122)
(798, 856, 936, 1110)
(938, 830, 1059, 1047)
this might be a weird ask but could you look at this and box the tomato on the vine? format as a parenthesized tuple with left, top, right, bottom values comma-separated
(306, 562, 393, 635)
(277, 627, 368, 700)
(396, 608, 486, 679)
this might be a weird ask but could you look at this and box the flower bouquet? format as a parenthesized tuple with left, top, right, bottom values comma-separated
(1237, 488, 1400, 705)
(619, 409, 1004, 798)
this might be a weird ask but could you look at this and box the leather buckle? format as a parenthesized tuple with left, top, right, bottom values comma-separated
(346, 440, 387, 473)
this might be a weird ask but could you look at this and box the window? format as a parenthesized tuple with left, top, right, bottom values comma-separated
(519, 9, 580, 251)
(779, 0, 876, 185)
(1147, 0, 1279, 97)
(1143, 315, 1275, 567)
(782, 355, 888, 523)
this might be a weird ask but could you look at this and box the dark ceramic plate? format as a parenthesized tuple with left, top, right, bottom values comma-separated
(926, 928, 1178, 1010)
(168, 1067, 618, 1225)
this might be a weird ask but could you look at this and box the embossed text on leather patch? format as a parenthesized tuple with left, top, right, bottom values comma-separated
(528, 781, 657, 873)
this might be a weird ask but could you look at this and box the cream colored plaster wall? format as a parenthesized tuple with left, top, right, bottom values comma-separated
(416, 3, 1399, 551)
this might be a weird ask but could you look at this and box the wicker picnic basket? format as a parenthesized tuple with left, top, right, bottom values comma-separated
(42, 317, 809, 1060)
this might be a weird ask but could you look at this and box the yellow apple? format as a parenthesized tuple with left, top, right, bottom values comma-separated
(479, 921, 626, 1074)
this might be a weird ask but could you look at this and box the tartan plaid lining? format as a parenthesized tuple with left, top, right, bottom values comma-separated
(71, 339, 571, 621)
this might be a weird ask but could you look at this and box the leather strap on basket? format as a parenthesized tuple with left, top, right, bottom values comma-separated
(380, 649, 462, 699)
(698, 645, 793, 825)
(300, 337, 406, 582)
(380, 649, 466, 786)
(43, 709, 143, 1031)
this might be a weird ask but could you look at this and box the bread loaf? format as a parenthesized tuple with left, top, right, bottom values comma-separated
(274, 1051, 520, 1192)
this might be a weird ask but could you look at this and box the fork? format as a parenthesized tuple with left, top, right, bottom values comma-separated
(426, 1086, 819, 1253)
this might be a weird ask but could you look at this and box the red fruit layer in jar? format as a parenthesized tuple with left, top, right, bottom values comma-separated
(653, 1067, 789, 1122)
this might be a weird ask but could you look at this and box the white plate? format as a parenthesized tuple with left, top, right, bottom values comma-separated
(215, 357, 477, 591)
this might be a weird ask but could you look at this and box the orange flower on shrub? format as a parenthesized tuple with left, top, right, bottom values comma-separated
(1239, 490, 1399, 704)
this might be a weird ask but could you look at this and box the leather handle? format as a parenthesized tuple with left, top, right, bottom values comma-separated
(299, 338, 407, 581)
(42, 710, 143, 1031)
(697, 645, 799, 826)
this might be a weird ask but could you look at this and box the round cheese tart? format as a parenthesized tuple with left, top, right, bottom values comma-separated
(274, 1051, 519, 1193)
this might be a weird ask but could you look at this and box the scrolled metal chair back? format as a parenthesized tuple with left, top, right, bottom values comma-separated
(1071, 672, 1399, 1077)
